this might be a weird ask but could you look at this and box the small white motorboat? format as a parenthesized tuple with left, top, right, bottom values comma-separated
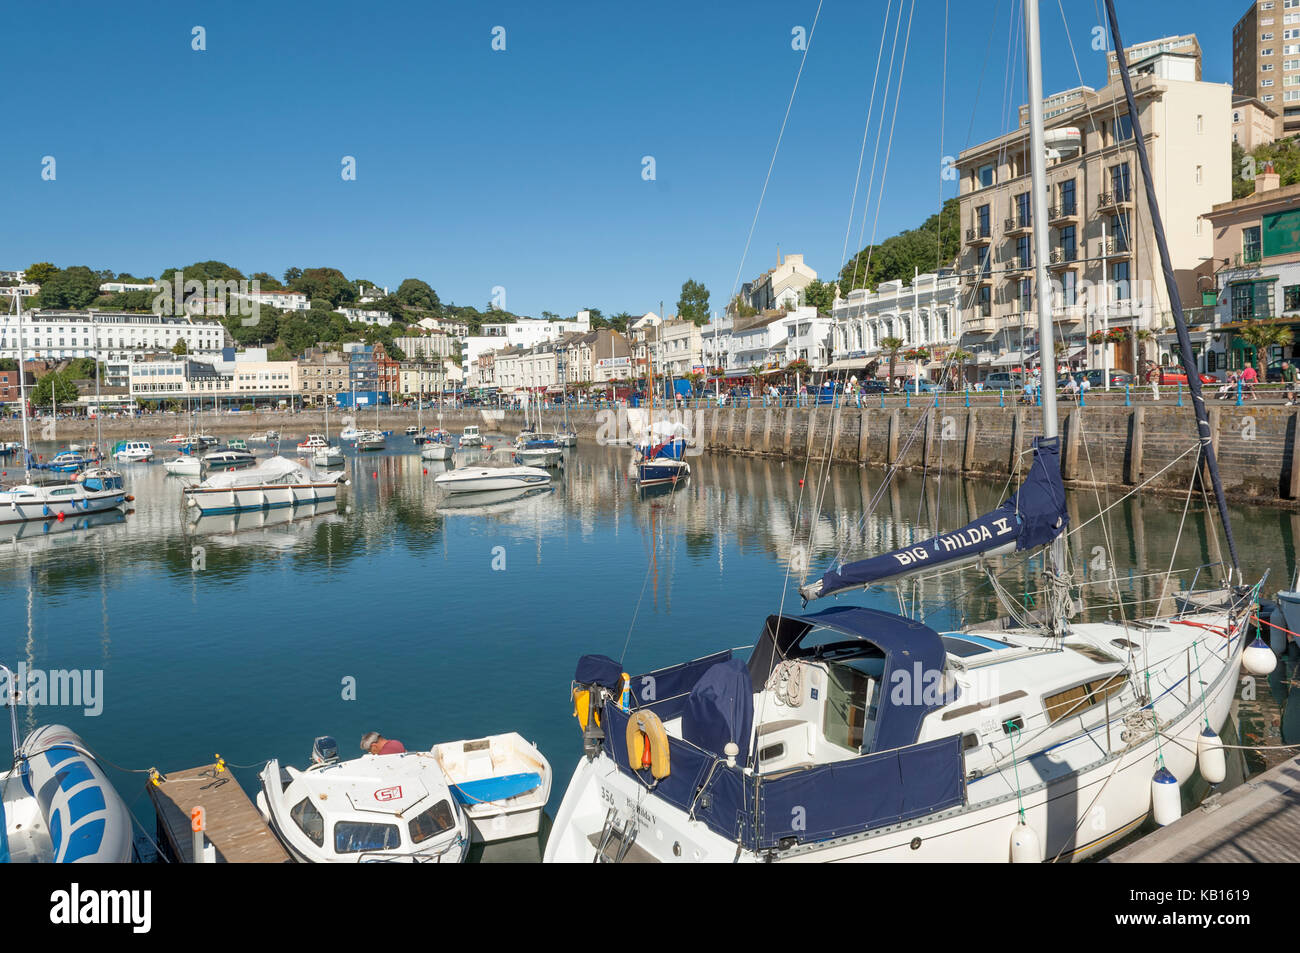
(420, 430, 455, 462)
(405, 426, 419, 436)
(0, 471, 129, 524)
(296, 434, 330, 454)
(433, 461, 552, 494)
(182, 455, 348, 515)
(431, 733, 552, 843)
(112, 440, 154, 463)
(555, 429, 578, 447)
(313, 445, 345, 467)
(248, 430, 279, 444)
(514, 433, 564, 468)
(0, 717, 135, 863)
(163, 454, 202, 476)
(257, 737, 470, 864)
(459, 425, 484, 448)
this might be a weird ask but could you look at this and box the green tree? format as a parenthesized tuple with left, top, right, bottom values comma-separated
(250, 272, 284, 290)
(32, 371, 80, 407)
(172, 339, 189, 356)
(881, 336, 905, 391)
(394, 278, 439, 312)
(839, 196, 961, 293)
(25, 262, 58, 285)
(283, 267, 303, 284)
(1237, 320, 1294, 383)
(802, 279, 836, 313)
(677, 279, 710, 325)
(37, 266, 101, 309)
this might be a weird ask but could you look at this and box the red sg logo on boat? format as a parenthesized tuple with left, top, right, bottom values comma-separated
(374, 785, 403, 802)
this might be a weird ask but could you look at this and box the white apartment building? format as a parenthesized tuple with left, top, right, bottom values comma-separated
(99, 281, 160, 293)
(337, 307, 392, 326)
(646, 319, 704, 378)
(700, 314, 733, 372)
(462, 313, 591, 372)
(728, 313, 789, 374)
(414, 316, 470, 337)
(956, 40, 1230, 376)
(830, 273, 963, 378)
(228, 289, 310, 312)
(129, 350, 299, 403)
(393, 333, 457, 361)
(1, 311, 228, 366)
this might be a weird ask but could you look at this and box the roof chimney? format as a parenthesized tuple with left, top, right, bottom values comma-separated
(1256, 160, 1280, 194)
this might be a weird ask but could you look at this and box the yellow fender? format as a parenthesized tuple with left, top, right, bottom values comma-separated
(571, 687, 602, 731)
(625, 709, 671, 779)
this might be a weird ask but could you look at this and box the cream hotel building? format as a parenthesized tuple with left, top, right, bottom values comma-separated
(955, 34, 1229, 377)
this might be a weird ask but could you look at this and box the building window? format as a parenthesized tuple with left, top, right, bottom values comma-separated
(977, 286, 991, 317)
(976, 204, 990, 237)
(1058, 178, 1076, 215)
(1195, 165, 1203, 185)
(1285, 285, 1300, 311)
(1016, 234, 1032, 266)
(1232, 281, 1272, 321)
(1114, 113, 1134, 142)
(1110, 163, 1132, 201)
(1244, 226, 1262, 263)
(1112, 261, 1131, 298)
(1061, 270, 1078, 307)
(976, 163, 995, 189)
(1061, 224, 1077, 261)
(1111, 212, 1131, 252)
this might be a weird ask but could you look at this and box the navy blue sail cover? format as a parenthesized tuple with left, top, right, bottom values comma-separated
(574, 654, 623, 690)
(681, 658, 755, 765)
(810, 436, 1066, 599)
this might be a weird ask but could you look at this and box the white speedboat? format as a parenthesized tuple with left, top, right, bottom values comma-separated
(431, 733, 552, 843)
(514, 433, 563, 468)
(0, 715, 135, 863)
(459, 425, 484, 448)
(163, 454, 202, 476)
(313, 446, 345, 467)
(257, 737, 469, 864)
(112, 440, 153, 463)
(248, 430, 279, 444)
(405, 426, 419, 437)
(182, 455, 348, 515)
(339, 425, 361, 441)
(296, 434, 329, 454)
(555, 428, 578, 447)
(433, 463, 551, 494)
(202, 448, 257, 471)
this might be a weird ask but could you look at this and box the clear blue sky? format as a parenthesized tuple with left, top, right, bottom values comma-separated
(0, 1, 1240, 318)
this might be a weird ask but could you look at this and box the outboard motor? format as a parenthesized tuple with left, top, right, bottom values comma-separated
(573, 655, 623, 759)
(311, 735, 339, 765)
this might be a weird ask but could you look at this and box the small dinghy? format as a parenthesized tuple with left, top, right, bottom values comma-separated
(257, 736, 470, 863)
(432, 732, 551, 843)
(0, 718, 135, 863)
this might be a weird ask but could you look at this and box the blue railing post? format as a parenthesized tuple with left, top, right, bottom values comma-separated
(1124, 384, 1131, 407)
(1236, 380, 1243, 406)
(880, 392, 885, 409)
(1177, 382, 1183, 407)
(964, 386, 970, 408)
(999, 389, 1005, 408)
(1079, 387, 1086, 407)
(905, 389, 911, 408)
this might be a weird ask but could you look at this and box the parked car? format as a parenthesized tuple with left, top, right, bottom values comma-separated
(858, 380, 888, 395)
(982, 372, 1024, 391)
(901, 380, 939, 394)
(1082, 369, 1134, 389)
(1156, 366, 1216, 385)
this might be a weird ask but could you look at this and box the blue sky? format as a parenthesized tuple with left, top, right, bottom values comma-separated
(1, 1, 1240, 318)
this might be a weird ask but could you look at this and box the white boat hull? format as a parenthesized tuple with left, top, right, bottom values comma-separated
(183, 482, 342, 515)
(421, 444, 454, 462)
(433, 467, 551, 494)
(433, 732, 552, 844)
(0, 485, 128, 524)
(545, 611, 1246, 863)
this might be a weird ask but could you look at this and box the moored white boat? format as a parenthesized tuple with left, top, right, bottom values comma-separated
(355, 430, 385, 452)
(420, 430, 455, 462)
(202, 448, 257, 471)
(432, 732, 551, 843)
(112, 440, 153, 463)
(163, 454, 202, 476)
(459, 425, 484, 447)
(182, 455, 347, 515)
(256, 737, 469, 863)
(433, 462, 551, 494)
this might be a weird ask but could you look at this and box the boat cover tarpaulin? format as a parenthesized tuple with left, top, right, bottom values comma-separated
(804, 436, 1066, 600)
(451, 772, 541, 805)
(681, 659, 754, 765)
(198, 455, 320, 489)
(574, 654, 622, 690)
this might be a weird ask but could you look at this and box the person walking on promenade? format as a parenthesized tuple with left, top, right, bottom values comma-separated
(1283, 361, 1299, 406)
(1241, 363, 1258, 400)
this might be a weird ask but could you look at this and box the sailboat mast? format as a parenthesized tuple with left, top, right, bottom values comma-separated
(14, 294, 31, 478)
(1024, 0, 1058, 439)
(91, 309, 102, 457)
(1102, 0, 1240, 576)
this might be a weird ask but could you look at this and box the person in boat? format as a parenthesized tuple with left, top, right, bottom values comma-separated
(360, 731, 406, 755)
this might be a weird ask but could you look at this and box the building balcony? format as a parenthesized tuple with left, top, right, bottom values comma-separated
(966, 226, 992, 246)
(1005, 255, 1031, 274)
(1047, 204, 1079, 225)
(961, 314, 995, 335)
(967, 268, 994, 286)
(1048, 248, 1078, 269)
(1004, 216, 1033, 237)
(1098, 238, 1132, 259)
(1096, 190, 1133, 213)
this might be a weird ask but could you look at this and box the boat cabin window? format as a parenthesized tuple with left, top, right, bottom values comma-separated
(290, 797, 324, 847)
(333, 820, 401, 854)
(1043, 674, 1127, 725)
(408, 800, 457, 844)
(822, 658, 881, 753)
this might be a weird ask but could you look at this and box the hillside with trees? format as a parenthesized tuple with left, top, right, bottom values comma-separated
(837, 196, 961, 293)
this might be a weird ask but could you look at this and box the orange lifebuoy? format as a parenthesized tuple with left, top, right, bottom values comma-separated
(625, 709, 670, 779)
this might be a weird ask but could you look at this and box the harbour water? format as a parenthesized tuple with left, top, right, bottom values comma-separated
(0, 434, 1293, 861)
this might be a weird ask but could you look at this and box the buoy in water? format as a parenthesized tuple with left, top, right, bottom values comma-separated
(1197, 726, 1226, 784)
(1242, 637, 1277, 676)
(1010, 821, 1041, 863)
(55, 511, 65, 522)
(1151, 766, 1181, 826)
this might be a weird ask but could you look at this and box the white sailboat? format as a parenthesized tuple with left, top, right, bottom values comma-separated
(543, 0, 1260, 864)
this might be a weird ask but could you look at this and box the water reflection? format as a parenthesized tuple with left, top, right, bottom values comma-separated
(0, 435, 1296, 861)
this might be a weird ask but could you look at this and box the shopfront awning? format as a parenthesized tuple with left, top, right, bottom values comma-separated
(825, 358, 872, 372)
(991, 350, 1035, 367)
